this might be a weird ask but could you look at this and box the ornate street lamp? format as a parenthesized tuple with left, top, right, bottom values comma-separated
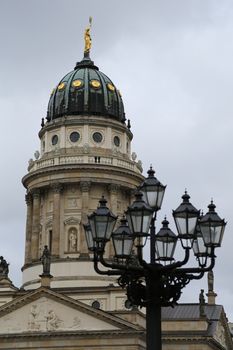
(139, 167, 166, 211)
(125, 192, 153, 238)
(88, 196, 117, 243)
(192, 221, 211, 267)
(138, 168, 166, 262)
(84, 168, 226, 350)
(155, 217, 178, 262)
(199, 200, 226, 247)
(112, 217, 134, 259)
(173, 191, 200, 248)
(83, 223, 95, 251)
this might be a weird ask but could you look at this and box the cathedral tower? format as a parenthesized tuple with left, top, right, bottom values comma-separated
(21, 25, 143, 295)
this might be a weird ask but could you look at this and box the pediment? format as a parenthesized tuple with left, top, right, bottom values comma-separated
(213, 313, 233, 349)
(0, 288, 136, 334)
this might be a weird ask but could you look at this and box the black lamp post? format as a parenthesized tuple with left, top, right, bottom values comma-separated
(84, 168, 226, 350)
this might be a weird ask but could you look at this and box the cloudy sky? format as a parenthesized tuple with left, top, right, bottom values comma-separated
(1, 0, 233, 318)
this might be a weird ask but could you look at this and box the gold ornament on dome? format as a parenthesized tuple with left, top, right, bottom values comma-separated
(118, 89, 122, 97)
(84, 17, 92, 54)
(107, 83, 115, 91)
(72, 79, 83, 88)
(90, 80, 101, 88)
(58, 82, 66, 90)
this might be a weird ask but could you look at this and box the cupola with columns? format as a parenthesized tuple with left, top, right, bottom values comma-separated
(21, 20, 143, 295)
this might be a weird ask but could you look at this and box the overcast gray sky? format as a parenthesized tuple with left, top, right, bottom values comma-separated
(1, 0, 233, 318)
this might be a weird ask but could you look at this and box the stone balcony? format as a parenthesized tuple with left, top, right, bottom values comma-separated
(28, 154, 143, 174)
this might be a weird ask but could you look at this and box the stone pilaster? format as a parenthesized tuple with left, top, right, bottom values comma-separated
(80, 181, 91, 254)
(51, 183, 63, 257)
(30, 189, 41, 261)
(108, 184, 119, 214)
(24, 192, 33, 264)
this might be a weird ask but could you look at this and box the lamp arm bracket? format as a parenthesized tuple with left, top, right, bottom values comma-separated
(93, 259, 122, 276)
(174, 255, 215, 275)
(99, 252, 144, 273)
(160, 247, 190, 272)
(186, 271, 204, 280)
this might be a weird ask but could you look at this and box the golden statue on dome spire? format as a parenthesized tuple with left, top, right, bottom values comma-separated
(84, 17, 92, 56)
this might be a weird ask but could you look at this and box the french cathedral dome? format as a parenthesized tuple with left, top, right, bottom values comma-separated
(47, 55, 125, 123)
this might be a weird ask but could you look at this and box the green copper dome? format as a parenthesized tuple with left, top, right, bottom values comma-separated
(47, 56, 125, 123)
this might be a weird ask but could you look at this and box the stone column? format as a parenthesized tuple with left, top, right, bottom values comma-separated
(80, 181, 91, 255)
(206, 270, 217, 305)
(24, 192, 33, 264)
(108, 184, 119, 257)
(51, 183, 63, 257)
(31, 189, 41, 261)
(109, 184, 119, 214)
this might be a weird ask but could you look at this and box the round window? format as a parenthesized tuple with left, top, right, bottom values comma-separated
(114, 136, 120, 147)
(92, 300, 101, 309)
(70, 131, 80, 143)
(93, 132, 103, 143)
(52, 135, 58, 145)
(125, 300, 133, 310)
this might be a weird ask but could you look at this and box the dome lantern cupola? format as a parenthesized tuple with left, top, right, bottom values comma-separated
(47, 20, 125, 123)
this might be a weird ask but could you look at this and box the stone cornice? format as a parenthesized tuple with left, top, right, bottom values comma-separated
(0, 328, 144, 340)
(22, 164, 144, 189)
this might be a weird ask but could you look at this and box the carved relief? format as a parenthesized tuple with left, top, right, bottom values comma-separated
(64, 217, 79, 225)
(67, 198, 78, 208)
(71, 316, 81, 329)
(27, 298, 83, 332)
(45, 219, 53, 229)
(46, 309, 62, 331)
(28, 304, 40, 331)
(0, 295, 122, 334)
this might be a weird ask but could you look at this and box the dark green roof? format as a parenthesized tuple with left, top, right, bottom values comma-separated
(47, 56, 125, 123)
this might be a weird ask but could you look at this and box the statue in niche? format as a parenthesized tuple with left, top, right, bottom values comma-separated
(40, 245, 51, 275)
(68, 228, 77, 252)
(0, 256, 9, 277)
